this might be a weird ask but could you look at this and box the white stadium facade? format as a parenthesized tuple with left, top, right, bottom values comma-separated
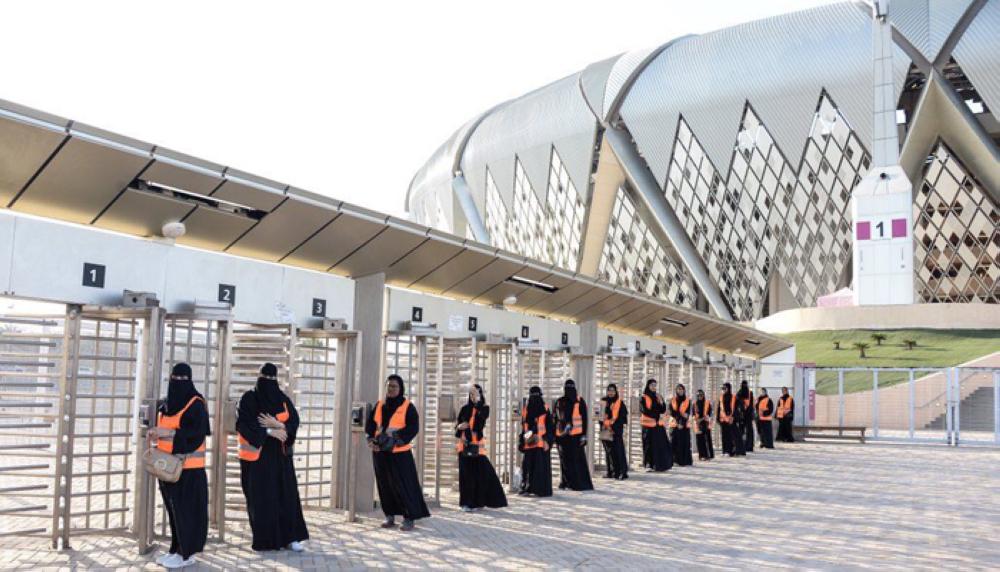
(407, 0, 1000, 322)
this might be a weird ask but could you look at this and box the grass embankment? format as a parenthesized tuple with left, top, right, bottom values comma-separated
(780, 329, 1000, 395)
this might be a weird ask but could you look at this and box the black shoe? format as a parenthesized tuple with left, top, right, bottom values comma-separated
(617, 474, 629, 480)
(380, 517, 396, 528)
(400, 519, 415, 532)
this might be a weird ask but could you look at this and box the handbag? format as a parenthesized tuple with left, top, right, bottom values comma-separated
(462, 443, 480, 458)
(143, 447, 184, 483)
(223, 398, 239, 434)
(600, 428, 614, 442)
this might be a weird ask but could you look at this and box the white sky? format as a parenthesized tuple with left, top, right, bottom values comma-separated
(2, 0, 838, 218)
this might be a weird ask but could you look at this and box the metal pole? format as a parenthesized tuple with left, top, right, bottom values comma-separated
(838, 370, 845, 428)
(908, 370, 915, 440)
(434, 336, 443, 505)
(954, 368, 961, 447)
(945, 368, 953, 446)
(993, 371, 999, 446)
(872, 370, 879, 439)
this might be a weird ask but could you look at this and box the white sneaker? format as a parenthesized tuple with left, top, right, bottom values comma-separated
(155, 553, 177, 565)
(287, 541, 305, 552)
(163, 554, 195, 569)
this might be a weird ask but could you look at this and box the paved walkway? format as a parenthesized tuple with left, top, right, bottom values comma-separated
(2, 442, 998, 570)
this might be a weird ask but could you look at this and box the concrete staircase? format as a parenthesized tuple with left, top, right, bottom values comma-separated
(925, 386, 996, 431)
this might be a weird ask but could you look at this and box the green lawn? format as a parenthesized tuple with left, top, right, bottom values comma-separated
(780, 329, 1000, 394)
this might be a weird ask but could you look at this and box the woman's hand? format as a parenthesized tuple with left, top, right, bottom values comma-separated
(269, 428, 288, 442)
(456, 422, 470, 431)
(146, 427, 162, 440)
(258, 414, 285, 430)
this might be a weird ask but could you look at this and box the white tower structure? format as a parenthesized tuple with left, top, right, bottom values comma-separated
(851, 0, 914, 306)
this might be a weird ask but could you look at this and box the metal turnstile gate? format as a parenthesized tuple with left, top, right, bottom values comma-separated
(476, 343, 516, 488)
(425, 336, 475, 496)
(593, 352, 634, 470)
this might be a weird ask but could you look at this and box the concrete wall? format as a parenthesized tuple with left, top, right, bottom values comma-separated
(0, 210, 355, 327)
(755, 303, 1000, 334)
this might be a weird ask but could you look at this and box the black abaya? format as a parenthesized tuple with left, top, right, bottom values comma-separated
(455, 402, 507, 508)
(694, 399, 714, 460)
(776, 396, 795, 442)
(756, 396, 775, 449)
(519, 398, 554, 497)
(719, 394, 744, 457)
(737, 396, 755, 453)
(365, 399, 431, 520)
(157, 394, 208, 560)
(639, 393, 672, 472)
(554, 396, 593, 491)
(237, 387, 310, 550)
(668, 397, 693, 466)
(600, 398, 628, 479)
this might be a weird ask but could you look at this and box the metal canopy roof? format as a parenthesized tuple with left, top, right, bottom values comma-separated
(0, 98, 790, 358)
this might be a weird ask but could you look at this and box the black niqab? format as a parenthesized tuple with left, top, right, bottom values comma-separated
(558, 380, 578, 421)
(255, 362, 287, 416)
(525, 386, 546, 424)
(643, 379, 658, 398)
(468, 383, 485, 407)
(166, 362, 200, 414)
(604, 383, 619, 416)
(737, 380, 751, 400)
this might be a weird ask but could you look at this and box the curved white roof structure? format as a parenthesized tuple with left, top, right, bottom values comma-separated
(408, 0, 1000, 321)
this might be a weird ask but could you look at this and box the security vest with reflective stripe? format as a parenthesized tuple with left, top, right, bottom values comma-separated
(456, 406, 487, 455)
(602, 399, 622, 429)
(718, 394, 737, 424)
(156, 396, 206, 470)
(238, 402, 290, 462)
(757, 397, 773, 421)
(668, 397, 690, 429)
(521, 403, 549, 449)
(694, 399, 712, 422)
(777, 396, 793, 419)
(556, 398, 584, 436)
(640, 394, 664, 428)
(373, 399, 413, 453)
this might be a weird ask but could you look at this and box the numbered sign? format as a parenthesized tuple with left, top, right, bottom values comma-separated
(411, 307, 423, 322)
(856, 216, 906, 241)
(635, 340, 641, 351)
(561, 332, 569, 345)
(468, 317, 478, 332)
(607, 335, 614, 348)
(521, 326, 529, 338)
(82, 263, 106, 288)
(312, 298, 327, 318)
(218, 284, 236, 305)
(662, 345, 667, 356)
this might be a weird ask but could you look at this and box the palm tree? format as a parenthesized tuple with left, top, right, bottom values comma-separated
(853, 342, 870, 358)
(871, 333, 887, 346)
(903, 339, 917, 350)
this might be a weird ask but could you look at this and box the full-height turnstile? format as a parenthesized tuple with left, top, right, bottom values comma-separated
(592, 350, 637, 470)
(475, 343, 516, 488)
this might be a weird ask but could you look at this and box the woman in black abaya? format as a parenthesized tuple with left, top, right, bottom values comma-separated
(718, 382, 744, 457)
(554, 379, 593, 491)
(153, 363, 209, 569)
(776, 387, 796, 443)
(668, 383, 693, 466)
(237, 363, 309, 551)
(365, 374, 431, 531)
(600, 384, 629, 480)
(638, 379, 672, 472)
(693, 389, 714, 461)
(518, 386, 554, 497)
(455, 384, 508, 510)
(755, 388, 775, 449)
(736, 380, 755, 453)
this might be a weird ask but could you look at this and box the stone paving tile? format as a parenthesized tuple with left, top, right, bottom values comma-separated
(1, 442, 998, 571)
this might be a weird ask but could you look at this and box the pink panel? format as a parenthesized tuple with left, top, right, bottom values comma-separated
(856, 221, 871, 240)
(892, 218, 907, 238)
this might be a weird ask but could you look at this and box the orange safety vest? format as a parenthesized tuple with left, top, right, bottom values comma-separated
(556, 398, 584, 436)
(777, 396, 793, 419)
(521, 404, 549, 449)
(694, 399, 712, 421)
(718, 394, 737, 424)
(372, 399, 413, 453)
(238, 402, 290, 462)
(640, 394, 664, 428)
(757, 397, 773, 421)
(456, 407, 487, 455)
(602, 399, 622, 429)
(668, 397, 690, 429)
(156, 396, 206, 470)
